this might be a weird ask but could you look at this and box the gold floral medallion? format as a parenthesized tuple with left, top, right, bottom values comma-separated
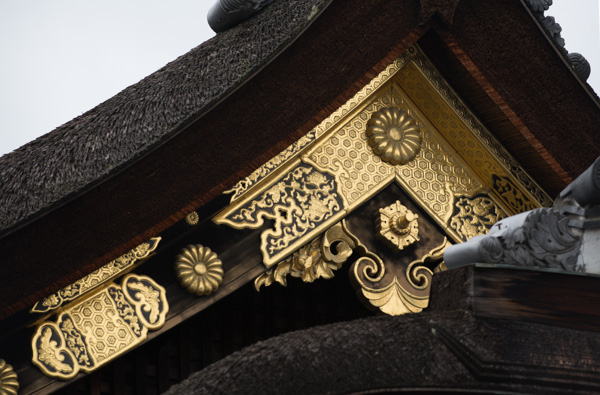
(0, 359, 18, 395)
(366, 107, 422, 165)
(185, 211, 200, 226)
(175, 245, 224, 296)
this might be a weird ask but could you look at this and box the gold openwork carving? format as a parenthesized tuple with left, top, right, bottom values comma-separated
(0, 359, 18, 395)
(31, 237, 161, 314)
(377, 201, 419, 251)
(31, 274, 168, 380)
(254, 221, 356, 290)
(175, 245, 224, 296)
(215, 46, 549, 270)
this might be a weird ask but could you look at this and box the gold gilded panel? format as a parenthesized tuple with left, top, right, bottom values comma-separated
(31, 274, 168, 380)
(217, 164, 345, 266)
(397, 62, 505, 182)
(215, 46, 550, 268)
(224, 54, 412, 203)
(31, 237, 161, 314)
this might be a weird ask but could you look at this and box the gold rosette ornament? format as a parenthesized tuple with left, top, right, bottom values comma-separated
(366, 107, 422, 165)
(175, 245, 224, 296)
(0, 359, 19, 395)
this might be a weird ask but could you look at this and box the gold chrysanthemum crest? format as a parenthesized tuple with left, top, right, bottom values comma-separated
(185, 211, 200, 226)
(0, 359, 19, 395)
(175, 245, 224, 296)
(366, 107, 422, 165)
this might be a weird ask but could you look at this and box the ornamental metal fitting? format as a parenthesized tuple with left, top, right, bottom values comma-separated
(366, 107, 422, 165)
(185, 211, 200, 226)
(377, 201, 419, 251)
(0, 359, 18, 395)
(175, 245, 224, 296)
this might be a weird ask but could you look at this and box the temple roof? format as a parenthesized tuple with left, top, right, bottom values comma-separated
(1, 0, 600, 320)
(0, 0, 329, 234)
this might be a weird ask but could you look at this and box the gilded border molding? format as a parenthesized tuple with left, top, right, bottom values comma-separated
(31, 274, 168, 380)
(225, 53, 413, 202)
(408, 49, 552, 207)
(31, 238, 161, 314)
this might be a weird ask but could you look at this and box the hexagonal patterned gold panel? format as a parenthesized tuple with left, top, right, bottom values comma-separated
(32, 274, 168, 380)
(214, 45, 551, 268)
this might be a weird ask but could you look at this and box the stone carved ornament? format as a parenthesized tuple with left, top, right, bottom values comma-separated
(444, 157, 600, 274)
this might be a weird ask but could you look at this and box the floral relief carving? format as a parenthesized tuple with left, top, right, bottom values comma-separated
(0, 359, 19, 395)
(254, 221, 357, 290)
(175, 245, 224, 296)
(366, 107, 422, 165)
(449, 194, 506, 241)
(218, 164, 344, 265)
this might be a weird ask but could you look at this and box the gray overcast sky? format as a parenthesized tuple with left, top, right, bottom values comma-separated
(0, 1, 598, 157)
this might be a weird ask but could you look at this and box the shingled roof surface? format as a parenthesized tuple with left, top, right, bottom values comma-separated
(0, 0, 328, 234)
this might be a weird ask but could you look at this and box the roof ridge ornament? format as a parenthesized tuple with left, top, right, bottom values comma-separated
(524, 0, 592, 82)
(418, 0, 463, 27)
(208, 0, 275, 33)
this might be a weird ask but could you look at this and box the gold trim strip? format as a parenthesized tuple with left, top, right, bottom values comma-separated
(224, 53, 413, 203)
(31, 237, 161, 314)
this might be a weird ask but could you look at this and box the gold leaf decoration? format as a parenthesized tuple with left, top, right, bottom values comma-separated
(377, 201, 419, 251)
(32, 274, 168, 380)
(185, 211, 200, 226)
(0, 359, 19, 395)
(175, 245, 224, 296)
(448, 190, 506, 242)
(255, 221, 356, 291)
(360, 276, 429, 316)
(366, 107, 422, 165)
(31, 237, 161, 314)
